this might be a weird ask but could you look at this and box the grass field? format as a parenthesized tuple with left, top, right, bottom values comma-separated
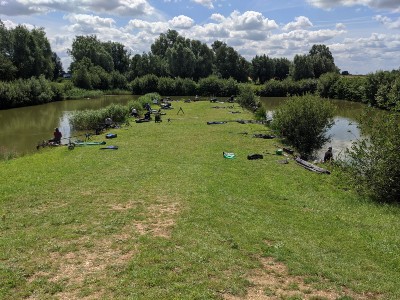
(1, 100, 400, 300)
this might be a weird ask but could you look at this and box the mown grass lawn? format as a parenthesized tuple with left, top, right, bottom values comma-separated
(1, 100, 400, 300)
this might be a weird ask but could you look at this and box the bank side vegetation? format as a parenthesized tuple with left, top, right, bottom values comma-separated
(1, 20, 400, 203)
(1, 21, 399, 110)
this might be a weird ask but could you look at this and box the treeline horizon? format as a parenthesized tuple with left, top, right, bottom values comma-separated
(0, 20, 399, 111)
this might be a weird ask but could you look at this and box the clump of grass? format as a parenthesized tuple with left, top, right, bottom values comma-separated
(70, 103, 129, 130)
(128, 92, 162, 116)
(0, 147, 18, 161)
(64, 88, 104, 100)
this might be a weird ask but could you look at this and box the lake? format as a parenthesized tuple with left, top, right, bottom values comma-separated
(0, 95, 374, 159)
(0, 95, 135, 156)
(261, 97, 368, 159)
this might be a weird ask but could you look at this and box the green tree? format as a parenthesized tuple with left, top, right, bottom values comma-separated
(11, 25, 35, 78)
(237, 84, 259, 110)
(190, 40, 213, 80)
(271, 94, 335, 158)
(0, 53, 17, 81)
(151, 29, 181, 58)
(250, 54, 275, 84)
(309, 44, 339, 78)
(30, 28, 54, 79)
(291, 54, 314, 81)
(166, 42, 196, 78)
(72, 57, 93, 89)
(212, 41, 249, 82)
(317, 72, 340, 98)
(103, 41, 130, 74)
(345, 109, 400, 203)
(273, 58, 291, 80)
(69, 35, 114, 73)
(51, 52, 63, 79)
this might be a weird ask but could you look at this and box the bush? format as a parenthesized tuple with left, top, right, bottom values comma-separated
(261, 78, 317, 97)
(198, 75, 224, 96)
(237, 84, 260, 110)
(70, 103, 129, 130)
(344, 110, 400, 203)
(197, 76, 239, 97)
(271, 94, 335, 159)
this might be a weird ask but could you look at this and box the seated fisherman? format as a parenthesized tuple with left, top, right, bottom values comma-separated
(105, 117, 113, 128)
(130, 108, 138, 117)
(324, 147, 333, 162)
(50, 127, 62, 144)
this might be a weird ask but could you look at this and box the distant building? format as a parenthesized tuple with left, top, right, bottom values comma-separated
(62, 72, 71, 79)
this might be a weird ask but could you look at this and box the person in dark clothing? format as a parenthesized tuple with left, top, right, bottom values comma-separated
(324, 147, 333, 162)
(50, 128, 62, 144)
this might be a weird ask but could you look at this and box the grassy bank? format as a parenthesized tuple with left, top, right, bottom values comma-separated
(1, 101, 399, 299)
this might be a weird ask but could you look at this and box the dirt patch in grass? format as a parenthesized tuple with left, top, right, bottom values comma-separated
(132, 200, 181, 238)
(223, 256, 383, 300)
(27, 233, 136, 300)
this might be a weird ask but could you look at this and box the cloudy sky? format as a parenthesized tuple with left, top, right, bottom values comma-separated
(1, 0, 399, 74)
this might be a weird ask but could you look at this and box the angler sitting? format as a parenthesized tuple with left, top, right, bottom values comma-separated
(49, 128, 62, 144)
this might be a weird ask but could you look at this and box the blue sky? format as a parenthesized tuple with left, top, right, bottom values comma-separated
(1, 0, 399, 74)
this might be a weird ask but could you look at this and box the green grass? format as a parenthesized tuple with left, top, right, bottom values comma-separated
(1, 101, 400, 299)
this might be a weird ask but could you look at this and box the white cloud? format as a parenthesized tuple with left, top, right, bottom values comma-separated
(374, 15, 400, 29)
(2, 19, 18, 28)
(191, 0, 215, 9)
(283, 16, 313, 31)
(0, 0, 155, 16)
(169, 15, 194, 29)
(306, 0, 400, 11)
(336, 23, 346, 30)
(64, 14, 115, 28)
(230, 10, 278, 31)
(210, 13, 225, 22)
(125, 19, 168, 34)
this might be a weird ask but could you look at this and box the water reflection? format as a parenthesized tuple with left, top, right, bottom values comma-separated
(0, 95, 134, 155)
(0, 96, 382, 158)
(260, 97, 379, 160)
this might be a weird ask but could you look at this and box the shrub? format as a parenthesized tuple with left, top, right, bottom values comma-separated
(198, 75, 223, 96)
(157, 77, 176, 96)
(317, 72, 340, 98)
(344, 109, 400, 203)
(271, 94, 335, 159)
(70, 103, 129, 130)
(237, 84, 259, 110)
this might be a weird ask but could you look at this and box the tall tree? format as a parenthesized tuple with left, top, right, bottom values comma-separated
(0, 21, 16, 80)
(30, 28, 54, 79)
(250, 54, 275, 84)
(212, 41, 249, 82)
(151, 29, 181, 58)
(190, 40, 213, 80)
(166, 42, 196, 78)
(51, 52, 63, 79)
(291, 54, 314, 80)
(68, 35, 114, 73)
(309, 44, 338, 78)
(273, 58, 291, 80)
(11, 25, 35, 78)
(103, 41, 130, 74)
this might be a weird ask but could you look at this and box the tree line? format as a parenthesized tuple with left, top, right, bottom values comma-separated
(1, 21, 400, 111)
(0, 21, 63, 81)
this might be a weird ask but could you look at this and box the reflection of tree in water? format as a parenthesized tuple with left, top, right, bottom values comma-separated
(0, 95, 135, 154)
(260, 97, 388, 160)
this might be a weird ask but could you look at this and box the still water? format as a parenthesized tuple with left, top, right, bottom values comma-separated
(0, 96, 374, 158)
(262, 97, 368, 159)
(0, 95, 134, 155)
